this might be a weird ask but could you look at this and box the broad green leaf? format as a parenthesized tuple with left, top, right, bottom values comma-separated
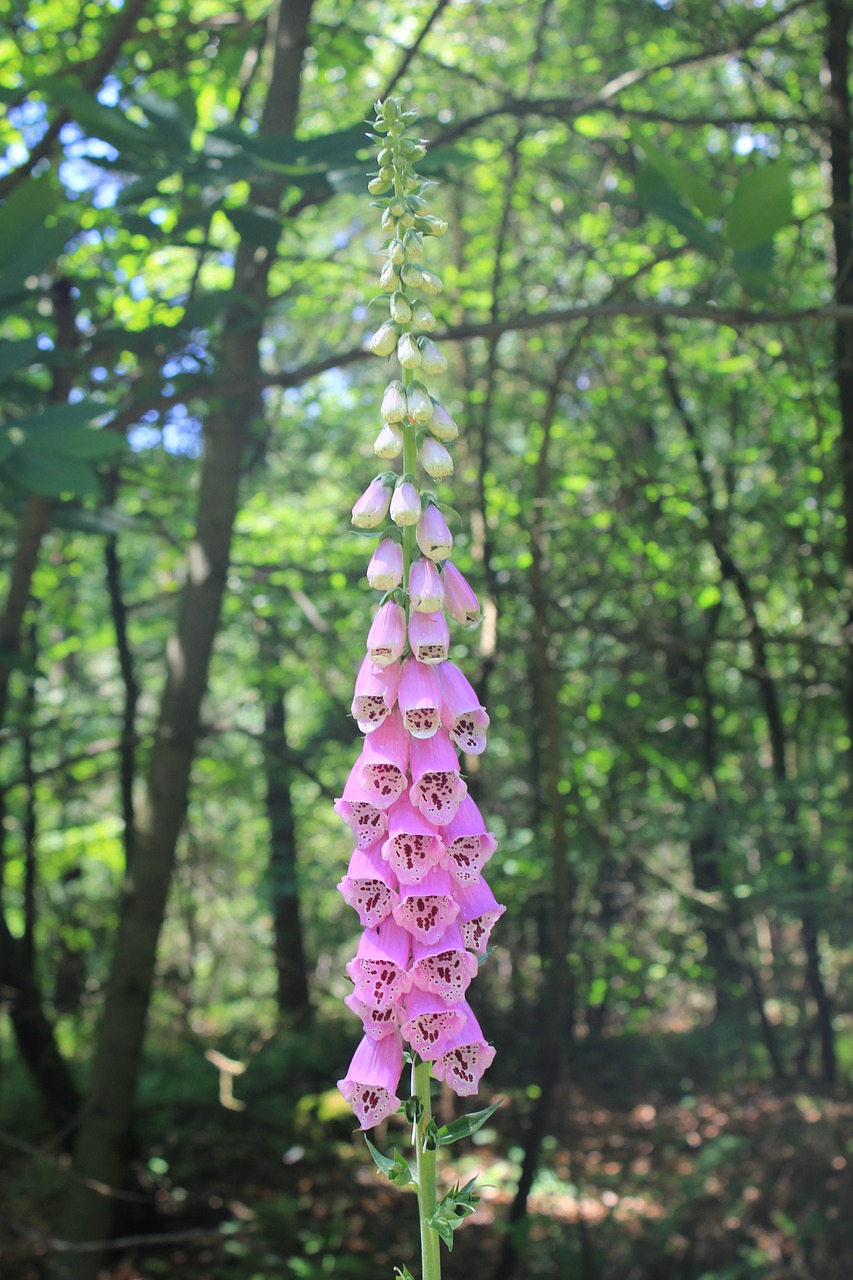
(635, 162, 722, 256)
(437, 1100, 501, 1146)
(732, 240, 776, 296)
(24, 424, 126, 462)
(724, 159, 792, 251)
(223, 206, 282, 252)
(0, 431, 15, 465)
(364, 1137, 414, 1187)
(0, 337, 43, 383)
(3, 448, 101, 498)
(36, 76, 173, 160)
(427, 1178, 480, 1251)
(53, 507, 142, 535)
(636, 139, 724, 218)
(12, 401, 108, 435)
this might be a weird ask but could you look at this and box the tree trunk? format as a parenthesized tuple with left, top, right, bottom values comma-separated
(61, 0, 315, 1262)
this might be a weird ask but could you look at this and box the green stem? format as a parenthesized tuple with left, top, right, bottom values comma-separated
(413, 1056, 441, 1280)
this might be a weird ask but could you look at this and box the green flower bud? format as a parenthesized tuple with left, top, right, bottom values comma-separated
(411, 300, 435, 332)
(381, 380, 408, 422)
(407, 381, 433, 423)
(381, 207, 396, 233)
(374, 422, 404, 459)
(368, 176, 392, 195)
(379, 260, 401, 292)
(408, 195, 431, 215)
(377, 147, 394, 167)
(370, 320, 399, 357)
(397, 332, 422, 369)
(414, 214, 448, 237)
(399, 210, 416, 230)
(381, 98, 399, 124)
(418, 337, 447, 376)
(401, 263, 425, 289)
(390, 291, 413, 324)
(399, 138, 427, 161)
(378, 165, 394, 182)
(417, 268, 443, 296)
(388, 198, 405, 218)
(403, 230, 424, 260)
(388, 239, 405, 266)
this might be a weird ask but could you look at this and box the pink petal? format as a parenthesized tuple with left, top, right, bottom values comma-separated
(337, 1032, 404, 1128)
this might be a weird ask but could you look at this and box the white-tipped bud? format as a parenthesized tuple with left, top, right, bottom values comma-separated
(407, 381, 433, 423)
(370, 320, 399, 357)
(415, 214, 448, 237)
(399, 138, 427, 161)
(381, 380, 408, 423)
(418, 338, 447, 376)
(401, 263, 425, 290)
(368, 176, 392, 195)
(381, 206, 396, 233)
(411, 300, 435, 332)
(397, 332, 422, 369)
(377, 147, 394, 167)
(388, 239, 405, 266)
(374, 422, 404, 459)
(403, 230, 424, 260)
(421, 436, 454, 479)
(388, 198, 405, 217)
(390, 291, 412, 324)
(379, 260, 401, 292)
(418, 268, 443, 296)
(390, 480, 422, 527)
(428, 402, 459, 442)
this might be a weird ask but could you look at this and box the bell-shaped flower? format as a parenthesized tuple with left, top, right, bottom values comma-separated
(406, 381, 433, 424)
(397, 332, 422, 369)
(418, 339, 447, 377)
(392, 866, 460, 946)
(379, 260, 401, 292)
(344, 992, 404, 1042)
(351, 656, 400, 733)
(337, 843, 399, 929)
(398, 656, 442, 739)
(416, 504, 453, 561)
(408, 558, 444, 613)
(455, 879, 506, 955)
(428, 402, 459, 442)
(408, 923, 478, 1004)
(356, 710, 409, 809)
(374, 422, 403, 459)
(408, 609, 450, 665)
(437, 661, 489, 754)
(346, 919, 412, 1011)
(402, 990, 468, 1061)
(334, 761, 389, 849)
(352, 476, 392, 529)
(382, 796, 446, 883)
(442, 561, 481, 627)
(390, 291, 412, 324)
(366, 600, 406, 667)
(442, 795, 498, 885)
(409, 729, 467, 826)
(367, 538, 403, 591)
(421, 436, 454, 479)
(370, 320, 399, 357)
(381, 380, 407, 423)
(390, 480, 422, 527)
(411, 299, 435, 331)
(337, 1030, 404, 1128)
(431, 1005, 495, 1097)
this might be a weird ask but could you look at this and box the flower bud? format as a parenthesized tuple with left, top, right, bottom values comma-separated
(406, 381, 433, 423)
(399, 209, 416, 230)
(408, 558, 445, 613)
(367, 537, 404, 590)
(411, 300, 435, 332)
(399, 138, 427, 161)
(368, 176, 392, 195)
(352, 476, 393, 528)
(370, 320, 399, 357)
(381, 380, 407, 422)
(388, 239, 405, 266)
(397, 332, 422, 369)
(408, 195, 431, 215)
(403, 230, 424, 260)
(401, 263, 425, 290)
(381, 98, 399, 124)
(416, 504, 453, 560)
(422, 436, 454, 479)
(374, 422, 403, 458)
(379, 260, 400, 292)
(381, 207, 396, 233)
(390, 480, 422, 527)
(389, 291, 412, 324)
(418, 338, 447, 376)
(418, 267, 443, 296)
(377, 147, 393, 167)
(428, 401, 459, 442)
(443, 561, 481, 627)
(414, 214, 448, 237)
(378, 165, 394, 182)
(388, 198, 405, 218)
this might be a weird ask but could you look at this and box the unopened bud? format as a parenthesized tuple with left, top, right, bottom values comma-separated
(421, 436, 454, 479)
(401, 263, 425, 290)
(368, 176, 392, 195)
(414, 214, 448, 237)
(379, 260, 401, 292)
(408, 195, 431, 215)
(407, 381, 433, 423)
(390, 480, 422, 527)
(377, 147, 394, 167)
(398, 332, 422, 369)
(388, 239, 405, 266)
(411, 300, 435, 331)
(381, 380, 408, 422)
(418, 268, 443, 297)
(403, 230, 424, 260)
(428, 402, 459, 442)
(374, 422, 404, 458)
(418, 338, 447, 376)
(388, 198, 405, 218)
(390, 291, 412, 324)
(370, 320, 399, 357)
(381, 207, 396, 233)
(399, 138, 427, 161)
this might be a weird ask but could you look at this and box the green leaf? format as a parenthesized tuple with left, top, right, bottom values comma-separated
(724, 159, 792, 251)
(635, 139, 723, 219)
(732, 240, 776, 297)
(427, 1178, 481, 1251)
(37, 76, 173, 160)
(364, 1138, 414, 1187)
(223, 206, 282, 252)
(0, 432, 15, 466)
(24, 425, 126, 462)
(53, 507, 142, 535)
(13, 401, 108, 435)
(394, 1268, 416, 1280)
(3, 448, 101, 498)
(0, 337, 44, 383)
(437, 1100, 501, 1147)
(635, 162, 722, 257)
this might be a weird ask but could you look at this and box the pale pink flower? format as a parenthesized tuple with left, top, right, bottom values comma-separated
(421, 436, 453, 479)
(402, 990, 468, 1061)
(408, 558, 444, 613)
(352, 476, 392, 529)
(408, 609, 450, 664)
(408, 923, 478, 1004)
(390, 480, 422, 527)
(431, 1006, 495, 1097)
(406, 381, 433, 423)
(382, 796, 446, 883)
(397, 657, 442, 739)
(392, 867, 460, 945)
(442, 795, 498, 885)
(437, 661, 489, 754)
(374, 422, 404, 459)
(409, 729, 467, 826)
(366, 600, 405, 667)
(344, 993, 404, 1042)
(416, 504, 453, 561)
(334, 763, 389, 849)
(442, 561, 480, 626)
(351, 656, 400, 733)
(428, 401, 459, 442)
(366, 538, 403, 591)
(454, 879, 506, 955)
(337, 1031, 404, 1128)
(380, 380, 407, 423)
(337, 844, 399, 929)
(346, 919, 412, 1010)
(357, 710, 410, 809)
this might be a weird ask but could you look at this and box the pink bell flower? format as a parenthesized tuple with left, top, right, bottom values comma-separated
(392, 867, 460, 945)
(428, 401, 459, 443)
(408, 609, 450, 665)
(402, 990, 468, 1061)
(382, 796, 446, 883)
(352, 476, 392, 529)
(366, 600, 406, 668)
(408, 922, 478, 1004)
(337, 1031, 404, 1128)
(431, 1005, 495, 1097)
(442, 795, 498, 884)
(346, 919, 412, 1010)
(421, 436, 454, 479)
(416, 504, 453, 561)
(454, 879, 506, 955)
(337, 844, 399, 929)
(351, 656, 400, 733)
(409, 730, 468, 826)
(367, 538, 403, 591)
(344, 993, 404, 1042)
(437, 661, 490, 754)
(390, 480, 422, 527)
(398, 657, 442, 739)
(334, 762, 389, 849)
(357, 710, 410, 809)
(442, 561, 481, 627)
(408, 558, 444, 613)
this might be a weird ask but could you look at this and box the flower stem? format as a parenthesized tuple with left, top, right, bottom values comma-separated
(413, 1056, 441, 1280)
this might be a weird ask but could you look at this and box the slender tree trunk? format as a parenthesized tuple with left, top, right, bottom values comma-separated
(62, 0, 315, 1262)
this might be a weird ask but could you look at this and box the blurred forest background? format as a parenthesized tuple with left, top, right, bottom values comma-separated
(1, 0, 852, 1277)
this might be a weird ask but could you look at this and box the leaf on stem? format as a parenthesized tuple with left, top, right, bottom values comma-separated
(436, 1099, 501, 1146)
(426, 1177, 480, 1250)
(364, 1136, 415, 1187)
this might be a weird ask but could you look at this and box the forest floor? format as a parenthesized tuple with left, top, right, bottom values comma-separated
(3, 1021, 852, 1280)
